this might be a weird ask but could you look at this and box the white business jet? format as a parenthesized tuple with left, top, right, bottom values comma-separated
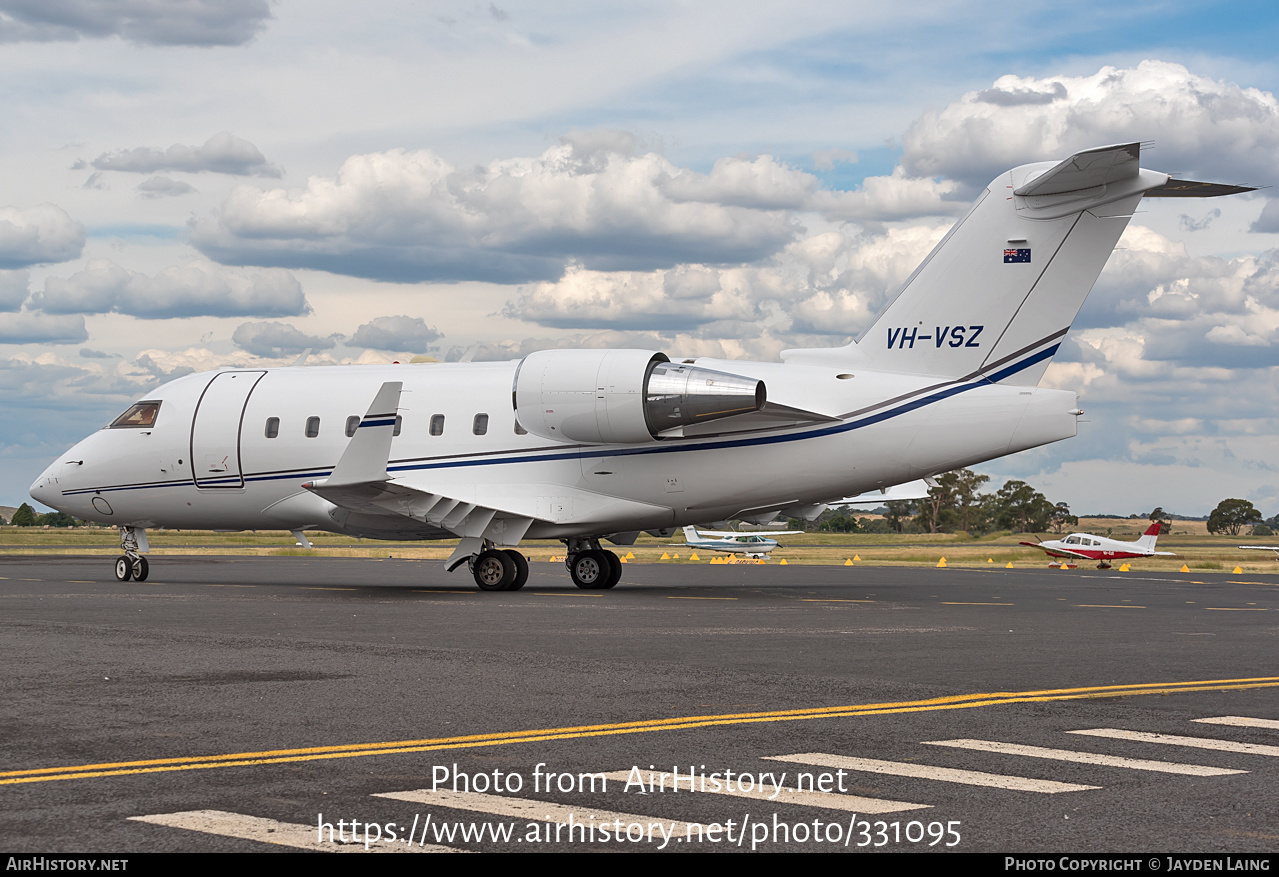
(30, 143, 1250, 592)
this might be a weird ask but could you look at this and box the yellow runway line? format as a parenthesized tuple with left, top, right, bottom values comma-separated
(5, 676, 1279, 786)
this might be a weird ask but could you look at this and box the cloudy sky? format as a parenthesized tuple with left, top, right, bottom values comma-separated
(5, 0, 1279, 517)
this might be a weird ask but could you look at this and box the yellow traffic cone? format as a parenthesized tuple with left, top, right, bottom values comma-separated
(1005, 561, 1013, 568)
(853, 554, 862, 561)
(987, 558, 994, 563)
(660, 552, 670, 560)
(1233, 566, 1243, 574)
(1180, 564, 1190, 572)
(780, 558, 788, 565)
(937, 557, 947, 568)
(1119, 563, 1130, 571)
(689, 552, 699, 561)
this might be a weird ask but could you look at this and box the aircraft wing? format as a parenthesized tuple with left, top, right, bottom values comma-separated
(304, 382, 680, 564)
(833, 479, 933, 505)
(693, 529, 803, 537)
(1018, 540, 1091, 560)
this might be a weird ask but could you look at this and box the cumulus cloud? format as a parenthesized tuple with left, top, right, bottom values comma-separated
(93, 133, 281, 177)
(31, 259, 308, 318)
(1250, 199, 1279, 234)
(0, 312, 87, 344)
(901, 61, 1279, 189)
(349, 315, 442, 352)
(0, 0, 273, 47)
(190, 135, 810, 283)
(1060, 225, 1279, 370)
(0, 270, 28, 310)
(0, 204, 85, 268)
(137, 176, 197, 198)
(505, 223, 952, 341)
(232, 320, 335, 358)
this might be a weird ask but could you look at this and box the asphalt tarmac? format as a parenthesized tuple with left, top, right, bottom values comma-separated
(2, 554, 1277, 854)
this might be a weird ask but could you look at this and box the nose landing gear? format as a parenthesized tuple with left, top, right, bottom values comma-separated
(114, 526, 149, 581)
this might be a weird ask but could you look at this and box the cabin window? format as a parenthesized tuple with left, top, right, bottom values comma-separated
(305, 416, 320, 438)
(110, 401, 161, 429)
(345, 415, 360, 437)
(514, 420, 527, 436)
(393, 415, 403, 436)
(429, 414, 445, 436)
(473, 413, 489, 435)
(264, 417, 280, 439)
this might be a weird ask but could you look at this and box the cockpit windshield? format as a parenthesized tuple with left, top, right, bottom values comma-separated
(110, 401, 161, 428)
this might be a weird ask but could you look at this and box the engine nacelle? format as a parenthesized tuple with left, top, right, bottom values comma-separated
(513, 349, 766, 444)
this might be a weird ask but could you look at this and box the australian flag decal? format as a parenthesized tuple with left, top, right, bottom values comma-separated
(1003, 248, 1031, 263)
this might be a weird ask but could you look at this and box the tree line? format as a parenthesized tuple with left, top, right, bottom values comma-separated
(3, 503, 81, 528)
(800, 471, 1275, 537)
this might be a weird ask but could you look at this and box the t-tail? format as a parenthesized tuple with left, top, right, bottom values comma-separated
(783, 143, 1253, 384)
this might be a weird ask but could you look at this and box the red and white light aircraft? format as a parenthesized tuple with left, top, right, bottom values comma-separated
(1021, 523, 1175, 569)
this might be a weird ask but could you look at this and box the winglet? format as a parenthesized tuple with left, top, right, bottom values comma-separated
(326, 381, 403, 487)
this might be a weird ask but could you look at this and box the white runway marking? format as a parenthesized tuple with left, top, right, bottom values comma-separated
(130, 810, 458, 852)
(764, 753, 1099, 793)
(922, 739, 1245, 776)
(1070, 729, 1279, 757)
(1193, 716, 1279, 730)
(595, 769, 929, 814)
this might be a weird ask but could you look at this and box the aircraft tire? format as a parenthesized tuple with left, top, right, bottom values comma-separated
(473, 550, 516, 591)
(503, 549, 529, 591)
(114, 556, 133, 582)
(133, 556, 149, 582)
(599, 550, 622, 589)
(570, 550, 607, 589)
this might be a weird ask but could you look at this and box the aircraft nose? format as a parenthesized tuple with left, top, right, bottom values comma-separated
(29, 462, 56, 502)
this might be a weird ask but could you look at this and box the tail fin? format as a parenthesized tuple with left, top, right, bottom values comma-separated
(682, 525, 700, 542)
(784, 143, 1248, 383)
(1133, 522, 1161, 550)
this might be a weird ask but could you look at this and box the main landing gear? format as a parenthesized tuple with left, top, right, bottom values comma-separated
(563, 538, 622, 590)
(114, 526, 149, 582)
(467, 546, 529, 592)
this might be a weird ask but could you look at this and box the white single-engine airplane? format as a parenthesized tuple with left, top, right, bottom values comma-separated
(30, 143, 1250, 591)
(1021, 523, 1175, 569)
(681, 526, 802, 559)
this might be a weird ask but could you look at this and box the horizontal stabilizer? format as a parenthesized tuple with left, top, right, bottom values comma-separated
(1143, 179, 1258, 198)
(1013, 142, 1140, 197)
